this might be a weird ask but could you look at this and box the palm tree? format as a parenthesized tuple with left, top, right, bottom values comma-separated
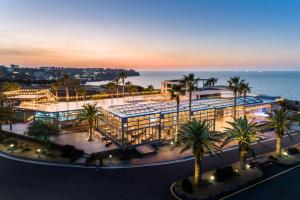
(74, 79, 80, 102)
(79, 103, 98, 141)
(115, 76, 120, 98)
(228, 76, 245, 119)
(266, 109, 293, 157)
(0, 106, 15, 131)
(106, 82, 116, 99)
(119, 70, 127, 97)
(224, 117, 262, 170)
(51, 81, 61, 101)
(239, 82, 251, 117)
(78, 87, 87, 100)
(169, 84, 185, 141)
(175, 120, 223, 186)
(63, 74, 70, 102)
(211, 77, 218, 86)
(180, 73, 200, 120)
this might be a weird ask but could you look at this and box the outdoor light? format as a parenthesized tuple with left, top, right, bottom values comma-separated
(170, 141, 174, 145)
(235, 169, 239, 173)
(9, 144, 15, 148)
(209, 175, 215, 181)
(246, 164, 250, 169)
(36, 149, 41, 153)
(283, 151, 288, 156)
(109, 154, 112, 166)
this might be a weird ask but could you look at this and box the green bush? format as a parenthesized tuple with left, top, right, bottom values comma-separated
(61, 145, 84, 162)
(214, 166, 234, 182)
(180, 179, 193, 193)
(27, 121, 59, 138)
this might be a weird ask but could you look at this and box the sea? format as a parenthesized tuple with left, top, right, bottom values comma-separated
(86, 71, 300, 100)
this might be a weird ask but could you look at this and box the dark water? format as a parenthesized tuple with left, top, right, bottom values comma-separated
(87, 71, 300, 100)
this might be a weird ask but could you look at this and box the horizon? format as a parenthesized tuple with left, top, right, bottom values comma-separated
(1, 0, 300, 70)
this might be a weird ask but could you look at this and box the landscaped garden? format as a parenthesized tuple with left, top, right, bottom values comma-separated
(0, 120, 85, 163)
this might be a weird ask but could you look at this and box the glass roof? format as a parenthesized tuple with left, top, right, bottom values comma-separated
(109, 96, 273, 118)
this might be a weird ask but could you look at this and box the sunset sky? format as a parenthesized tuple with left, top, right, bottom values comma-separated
(0, 0, 300, 70)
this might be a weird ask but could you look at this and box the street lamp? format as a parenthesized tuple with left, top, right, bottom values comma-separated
(36, 148, 41, 158)
(9, 144, 15, 153)
(109, 154, 112, 166)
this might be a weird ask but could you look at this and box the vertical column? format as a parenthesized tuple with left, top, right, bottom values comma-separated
(121, 117, 125, 149)
(158, 113, 163, 143)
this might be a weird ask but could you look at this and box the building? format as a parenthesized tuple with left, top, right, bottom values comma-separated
(16, 93, 278, 149)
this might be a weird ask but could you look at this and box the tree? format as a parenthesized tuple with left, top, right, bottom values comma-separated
(204, 77, 218, 87)
(79, 103, 98, 141)
(51, 81, 61, 100)
(74, 79, 80, 102)
(119, 70, 127, 97)
(78, 87, 87, 100)
(180, 73, 199, 120)
(27, 120, 60, 142)
(239, 82, 251, 117)
(169, 84, 185, 141)
(63, 74, 70, 102)
(1, 82, 20, 92)
(228, 76, 245, 119)
(114, 77, 120, 98)
(105, 82, 116, 104)
(174, 119, 223, 186)
(224, 117, 262, 170)
(266, 109, 293, 157)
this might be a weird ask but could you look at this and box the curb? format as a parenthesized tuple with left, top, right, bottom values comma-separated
(0, 132, 299, 169)
(169, 163, 300, 200)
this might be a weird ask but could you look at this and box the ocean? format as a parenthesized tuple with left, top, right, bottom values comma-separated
(87, 71, 300, 100)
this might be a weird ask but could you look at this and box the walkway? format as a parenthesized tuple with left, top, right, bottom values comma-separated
(50, 132, 118, 154)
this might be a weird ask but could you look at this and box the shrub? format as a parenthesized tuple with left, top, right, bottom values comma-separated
(180, 178, 193, 193)
(269, 155, 278, 162)
(61, 145, 84, 162)
(27, 121, 59, 138)
(287, 147, 299, 155)
(214, 166, 234, 182)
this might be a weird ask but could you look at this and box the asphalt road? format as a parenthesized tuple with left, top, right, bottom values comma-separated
(228, 165, 300, 200)
(0, 134, 299, 200)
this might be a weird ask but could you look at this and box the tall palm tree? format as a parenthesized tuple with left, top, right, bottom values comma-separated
(266, 109, 293, 157)
(119, 70, 127, 97)
(51, 81, 61, 101)
(63, 74, 70, 102)
(228, 76, 245, 119)
(169, 84, 185, 141)
(239, 82, 251, 117)
(174, 119, 223, 186)
(106, 82, 116, 100)
(79, 103, 98, 141)
(115, 77, 120, 98)
(224, 117, 262, 170)
(78, 87, 87, 100)
(74, 79, 80, 102)
(180, 73, 200, 120)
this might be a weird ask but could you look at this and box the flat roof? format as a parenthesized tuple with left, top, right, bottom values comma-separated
(15, 95, 165, 113)
(16, 95, 277, 118)
(109, 96, 276, 118)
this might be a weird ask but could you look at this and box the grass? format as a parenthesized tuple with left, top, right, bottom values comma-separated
(174, 163, 263, 200)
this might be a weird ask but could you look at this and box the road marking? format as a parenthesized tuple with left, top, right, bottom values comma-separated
(219, 163, 300, 200)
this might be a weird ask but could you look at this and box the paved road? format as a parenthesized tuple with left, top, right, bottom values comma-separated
(0, 134, 299, 200)
(228, 166, 300, 200)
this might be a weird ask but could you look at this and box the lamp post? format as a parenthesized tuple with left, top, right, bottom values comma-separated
(9, 144, 15, 153)
(36, 148, 41, 159)
(109, 154, 112, 166)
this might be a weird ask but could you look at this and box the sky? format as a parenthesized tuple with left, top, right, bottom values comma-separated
(0, 0, 300, 71)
